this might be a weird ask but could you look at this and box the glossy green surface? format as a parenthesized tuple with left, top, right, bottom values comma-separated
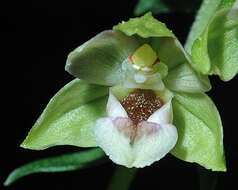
(4, 148, 105, 186)
(171, 92, 226, 171)
(21, 79, 108, 149)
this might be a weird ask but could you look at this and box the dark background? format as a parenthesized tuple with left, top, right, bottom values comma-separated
(2, 0, 238, 189)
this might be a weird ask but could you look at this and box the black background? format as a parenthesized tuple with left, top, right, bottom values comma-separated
(2, 0, 238, 189)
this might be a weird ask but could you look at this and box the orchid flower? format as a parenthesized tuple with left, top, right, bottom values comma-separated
(63, 12, 219, 168)
(4, 0, 238, 187)
(5, 2, 238, 184)
(93, 42, 178, 167)
(18, 12, 227, 171)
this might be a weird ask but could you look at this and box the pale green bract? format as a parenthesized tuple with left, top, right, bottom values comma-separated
(189, 0, 238, 81)
(191, 8, 238, 81)
(21, 79, 108, 149)
(185, 0, 237, 52)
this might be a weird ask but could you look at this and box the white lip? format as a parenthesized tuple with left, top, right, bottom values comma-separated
(94, 88, 178, 168)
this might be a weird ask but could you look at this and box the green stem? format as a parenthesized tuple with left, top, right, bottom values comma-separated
(185, 0, 221, 53)
(107, 166, 138, 190)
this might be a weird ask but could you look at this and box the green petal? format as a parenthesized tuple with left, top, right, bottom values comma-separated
(164, 63, 211, 93)
(21, 79, 108, 150)
(65, 30, 140, 86)
(155, 37, 211, 92)
(4, 148, 105, 186)
(191, 7, 238, 81)
(113, 12, 176, 39)
(152, 37, 187, 70)
(171, 92, 226, 171)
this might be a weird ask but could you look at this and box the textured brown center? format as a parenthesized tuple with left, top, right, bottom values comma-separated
(120, 89, 164, 125)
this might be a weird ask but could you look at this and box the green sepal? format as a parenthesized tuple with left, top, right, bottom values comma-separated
(4, 148, 105, 186)
(113, 12, 176, 39)
(21, 79, 109, 150)
(171, 92, 226, 171)
(191, 7, 238, 81)
(65, 30, 140, 86)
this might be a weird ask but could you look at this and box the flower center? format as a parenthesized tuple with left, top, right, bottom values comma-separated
(120, 89, 164, 125)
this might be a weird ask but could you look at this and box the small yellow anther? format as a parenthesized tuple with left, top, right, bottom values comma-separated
(130, 44, 158, 68)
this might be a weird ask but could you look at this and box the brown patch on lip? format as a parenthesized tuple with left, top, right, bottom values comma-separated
(120, 89, 164, 126)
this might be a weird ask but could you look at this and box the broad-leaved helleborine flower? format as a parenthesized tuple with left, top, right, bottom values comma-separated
(21, 12, 228, 171)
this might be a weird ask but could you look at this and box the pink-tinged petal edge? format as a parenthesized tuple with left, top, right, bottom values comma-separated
(94, 116, 178, 168)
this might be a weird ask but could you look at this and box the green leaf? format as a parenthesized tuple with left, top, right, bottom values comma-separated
(21, 79, 108, 150)
(65, 30, 140, 86)
(4, 148, 105, 186)
(191, 8, 238, 81)
(134, 0, 202, 16)
(171, 92, 226, 171)
(113, 12, 176, 39)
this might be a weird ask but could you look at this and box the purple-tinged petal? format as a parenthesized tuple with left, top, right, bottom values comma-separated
(94, 116, 178, 168)
(94, 117, 134, 167)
